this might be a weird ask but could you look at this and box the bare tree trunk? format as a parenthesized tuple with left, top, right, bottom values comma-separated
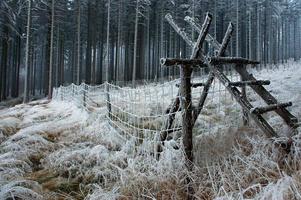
(263, 1, 268, 65)
(214, 0, 217, 39)
(106, 0, 110, 82)
(55, 26, 60, 87)
(12, 33, 21, 98)
(277, 19, 280, 63)
(97, 6, 105, 84)
(48, 0, 55, 99)
(160, 5, 164, 81)
(30, 43, 34, 96)
(92, 43, 96, 85)
(44, 9, 51, 95)
(32, 49, 37, 96)
(76, 0, 81, 84)
(40, 46, 44, 94)
(236, 0, 239, 57)
(59, 34, 65, 85)
(116, 0, 122, 82)
(92, 21, 97, 85)
(294, 18, 297, 61)
(256, 4, 261, 63)
(86, 0, 93, 84)
(146, 8, 150, 80)
(248, 10, 252, 59)
(0, 38, 7, 101)
(23, 0, 32, 103)
(132, 0, 139, 86)
(1, 23, 9, 101)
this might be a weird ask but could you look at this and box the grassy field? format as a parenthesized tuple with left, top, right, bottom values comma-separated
(0, 61, 300, 199)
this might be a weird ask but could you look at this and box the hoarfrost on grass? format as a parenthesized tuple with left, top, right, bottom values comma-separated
(0, 61, 301, 199)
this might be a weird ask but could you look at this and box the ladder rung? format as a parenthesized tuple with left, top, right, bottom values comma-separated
(176, 83, 205, 88)
(192, 83, 205, 88)
(227, 80, 270, 87)
(250, 102, 293, 115)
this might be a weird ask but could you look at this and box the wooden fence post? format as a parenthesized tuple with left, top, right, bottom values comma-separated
(180, 65, 194, 200)
(83, 84, 87, 107)
(180, 65, 193, 166)
(106, 83, 112, 119)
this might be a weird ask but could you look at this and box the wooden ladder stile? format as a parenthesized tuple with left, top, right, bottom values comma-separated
(160, 13, 299, 150)
(159, 12, 299, 200)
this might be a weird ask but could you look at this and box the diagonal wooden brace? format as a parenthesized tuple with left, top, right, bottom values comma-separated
(165, 14, 194, 48)
(193, 22, 234, 124)
(184, 16, 221, 50)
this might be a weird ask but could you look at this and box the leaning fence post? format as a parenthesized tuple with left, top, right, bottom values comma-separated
(106, 82, 112, 119)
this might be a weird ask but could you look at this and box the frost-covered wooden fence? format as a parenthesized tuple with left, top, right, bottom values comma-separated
(52, 58, 299, 200)
(53, 12, 299, 164)
(160, 12, 299, 199)
(161, 11, 299, 173)
(53, 14, 300, 190)
(50, 12, 301, 200)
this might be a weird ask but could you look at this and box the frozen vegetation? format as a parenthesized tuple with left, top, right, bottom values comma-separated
(0, 61, 301, 199)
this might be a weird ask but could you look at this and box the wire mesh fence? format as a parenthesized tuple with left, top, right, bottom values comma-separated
(52, 61, 301, 155)
(52, 66, 247, 143)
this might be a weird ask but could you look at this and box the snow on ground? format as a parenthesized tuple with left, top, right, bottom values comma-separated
(0, 61, 300, 199)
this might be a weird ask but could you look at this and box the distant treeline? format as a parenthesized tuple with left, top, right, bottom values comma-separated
(0, 0, 300, 101)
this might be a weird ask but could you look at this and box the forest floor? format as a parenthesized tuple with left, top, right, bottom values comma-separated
(0, 61, 301, 200)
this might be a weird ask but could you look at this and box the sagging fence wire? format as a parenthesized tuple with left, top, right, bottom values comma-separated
(52, 69, 244, 144)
